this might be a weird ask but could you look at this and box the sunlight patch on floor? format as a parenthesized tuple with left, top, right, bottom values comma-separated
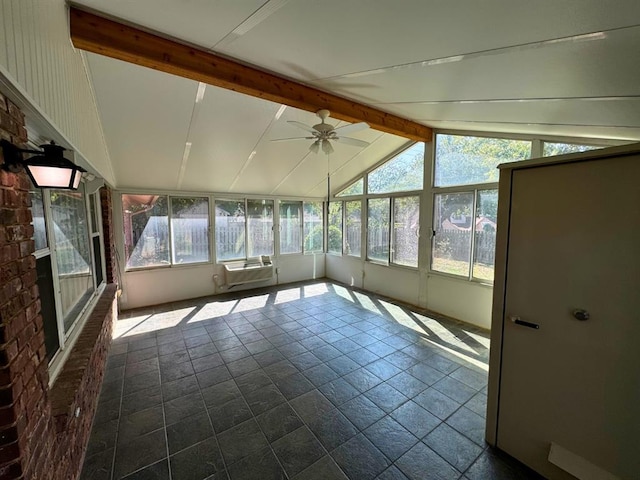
(302, 283, 328, 297)
(187, 300, 237, 324)
(234, 294, 269, 312)
(352, 291, 383, 315)
(413, 312, 477, 355)
(333, 284, 355, 303)
(274, 287, 301, 304)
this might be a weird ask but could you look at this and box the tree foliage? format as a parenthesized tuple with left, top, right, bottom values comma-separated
(435, 135, 530, 186)
(368, 143, 424, 194)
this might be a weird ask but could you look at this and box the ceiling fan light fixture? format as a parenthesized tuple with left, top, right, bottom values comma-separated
(309, 140, 320, 154)
(322, 139, 334, 154)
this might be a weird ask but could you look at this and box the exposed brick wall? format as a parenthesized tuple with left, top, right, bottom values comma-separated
(47, 285, 116, 480)
(0, 91, 117, 480)
(0, 91, 44, 480)
(99, 187, 117, 285)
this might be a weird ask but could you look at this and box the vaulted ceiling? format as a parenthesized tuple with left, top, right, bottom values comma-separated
(74, 0, 640, 196)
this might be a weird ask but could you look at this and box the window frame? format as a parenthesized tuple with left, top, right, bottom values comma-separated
(327, 200, 344, 256)
(365, 193, 421, 269)
(301, 201, 324, 255)
(430, 184, 497, 283)
(169, 195, 212, 266)
(35, 183, 108, 384)
(278, 199, 303, 256)
(122, 193, 213, 270)
(278, 199, 325, 256)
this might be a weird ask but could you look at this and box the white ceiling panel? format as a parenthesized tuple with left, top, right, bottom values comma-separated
(321, 26, 640, 104)
(86, 54, 198, 190)
(74, 0, 267, 49)
(180, 87, 280, 193)
(219, 0, 640, 80)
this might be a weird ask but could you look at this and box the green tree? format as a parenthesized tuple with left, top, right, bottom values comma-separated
(435, 135, 531, 186)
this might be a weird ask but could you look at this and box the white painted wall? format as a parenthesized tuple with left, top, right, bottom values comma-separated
(364, 262, 420, 306)
(120, 255, 327, 310)
(0, 0, 113, 184)
(276, 254, 325, 284)
(121, 264, 217, 309)
(324, 257, 493, 329)
(326, 255, 364, 288)
(426, 274, 493, 329)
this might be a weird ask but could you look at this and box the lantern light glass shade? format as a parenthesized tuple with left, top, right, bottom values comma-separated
(23, 156, 85, 190)
(0, 140, 86, 190)
(26, 165, 74, 189)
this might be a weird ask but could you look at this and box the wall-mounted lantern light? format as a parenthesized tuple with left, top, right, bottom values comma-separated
(1, 140, 86, 190)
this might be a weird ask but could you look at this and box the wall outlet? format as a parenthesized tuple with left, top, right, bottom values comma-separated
(275, 267, 280, 274)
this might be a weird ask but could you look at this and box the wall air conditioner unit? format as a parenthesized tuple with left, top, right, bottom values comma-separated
(224, 256, 273, 287)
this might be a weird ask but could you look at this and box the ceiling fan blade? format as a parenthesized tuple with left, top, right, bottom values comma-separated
(335, 136, 370, 148)
(333, 122, 369, 135)
(271, 136, 315, 142)
(287, 120, 317, 134)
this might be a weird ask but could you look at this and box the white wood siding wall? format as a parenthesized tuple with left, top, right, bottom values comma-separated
(0, 0, 114, 184)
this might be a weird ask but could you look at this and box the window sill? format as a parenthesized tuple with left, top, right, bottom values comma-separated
(366, 260, 419, 272)
(124, 261, 212, 274)
(427, 270, 494, 288)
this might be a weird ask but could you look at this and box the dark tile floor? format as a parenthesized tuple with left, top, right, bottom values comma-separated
(81, 281, 542, 480)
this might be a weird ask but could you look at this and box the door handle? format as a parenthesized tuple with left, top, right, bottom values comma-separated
(509, 315, 539, 329)
(572, 309, 590, 321)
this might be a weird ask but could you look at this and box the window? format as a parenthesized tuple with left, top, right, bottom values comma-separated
(365, 196, 420, 267)
(50, 188, 95, 331)
(328, 201, 342, 254)
(432, 193, 474, 277)
(344, 201, 362, 257)
(31, 188, 59, 362)
(122, 195, 170, 269)
(336, 178, 363, 197)
(432, 134, 531, 282)
(392, 196, 420, 267)
(280, 201, 302, 254)
(303, 202, 323, 253)
(435, 134, 530, 187)
(367, 198, 389, 262)
(247, 199, 274, 257)
(214, 198, 274, 261)
(123, 194, 211, 268)
(171, 197, 210, 264)
(473, 190, 497, 281)
(215, 199, 246, 261)
(543, 142, 602, 157)
(89, 192, 104, 287)
(32, 189, 48, 250)
(368, 142, 424, 194)
(31, 182, 106, 372)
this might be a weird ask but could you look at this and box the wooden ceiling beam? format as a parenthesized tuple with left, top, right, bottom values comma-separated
(69, 6, 432, 142)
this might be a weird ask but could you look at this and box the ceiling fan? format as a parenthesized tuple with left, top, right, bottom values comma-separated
(273, 109, 370, 154)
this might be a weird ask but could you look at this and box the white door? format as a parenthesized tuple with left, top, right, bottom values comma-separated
(497, 154, 640, 479)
